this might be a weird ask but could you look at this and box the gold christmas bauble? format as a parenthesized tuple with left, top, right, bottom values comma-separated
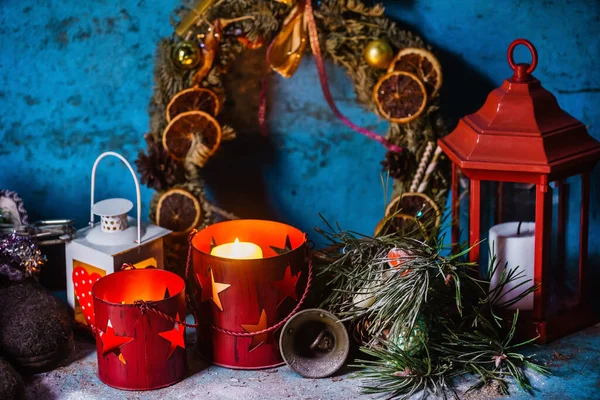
(173, 41, 202, 69)
(364, 39, 394, 69)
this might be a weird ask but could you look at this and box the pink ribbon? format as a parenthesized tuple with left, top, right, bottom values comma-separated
(259, 0, 403, 153)
(258, 36, 278, 137)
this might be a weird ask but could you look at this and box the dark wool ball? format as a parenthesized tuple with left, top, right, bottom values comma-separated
(0, 282, 73, 373)
(0, 357, 24, 400)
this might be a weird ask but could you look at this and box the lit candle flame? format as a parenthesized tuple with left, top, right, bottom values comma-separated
(231, 238, 241, 258)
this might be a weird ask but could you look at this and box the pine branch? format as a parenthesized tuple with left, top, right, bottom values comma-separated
(354, 342, 455, 400)
(314, 215, 549, 399)
(315, 217, 474, 339)
(432, 312, 549, 395)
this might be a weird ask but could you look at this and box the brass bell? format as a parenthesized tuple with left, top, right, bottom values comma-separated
(279, 308, 350, 378)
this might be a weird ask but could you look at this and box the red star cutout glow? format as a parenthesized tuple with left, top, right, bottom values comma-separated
(99, 319, 134, 364)
(197, 268, 231, 311)
(271, 265, 300, 307)
(241, 309, 268, 352)
(158, 313, 186, 359)
(270, 235, 292, 255)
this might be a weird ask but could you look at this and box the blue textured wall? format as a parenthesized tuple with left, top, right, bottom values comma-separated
(0, 0, 598, 248)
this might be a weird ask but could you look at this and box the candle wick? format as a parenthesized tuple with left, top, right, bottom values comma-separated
(517, 221, 523, 236)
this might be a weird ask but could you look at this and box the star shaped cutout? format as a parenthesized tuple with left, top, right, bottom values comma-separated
(99, 319, 134, 364)
(158, 313, 186, 359)
(241, 309, 269, 352)
(270, 235, 292, 255)
(271, 265, 300, 307)
(210, 236, 218, 251)
(197, 268, 231, 311)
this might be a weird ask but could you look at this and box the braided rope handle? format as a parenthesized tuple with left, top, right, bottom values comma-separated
(212, 260, 312, 337)
(184, 229, 313, 337)
(185, 229, 198, 280)
(133, 297, 199, 329)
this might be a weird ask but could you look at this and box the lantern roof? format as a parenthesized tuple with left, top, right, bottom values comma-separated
(439, 39, 600, 179)
(72, 218, 170, 256)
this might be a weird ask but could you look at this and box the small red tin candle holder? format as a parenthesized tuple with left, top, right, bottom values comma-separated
(91, 267, 189, 390)
(189, 219, 311, 369)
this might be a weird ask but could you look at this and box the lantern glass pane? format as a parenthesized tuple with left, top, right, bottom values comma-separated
(72, 260, 107, 326)
(484, 181, 536, 311)
(456, 170, 470, 246)
(132, 257, 157, 269)
(546, 176, 582, 317)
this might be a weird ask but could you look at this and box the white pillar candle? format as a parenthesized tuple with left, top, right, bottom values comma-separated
(210, 238, 263, 260)
(488, 222, 535, 310)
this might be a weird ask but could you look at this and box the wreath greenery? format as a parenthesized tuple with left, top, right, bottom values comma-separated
(136, 0, 449, 242)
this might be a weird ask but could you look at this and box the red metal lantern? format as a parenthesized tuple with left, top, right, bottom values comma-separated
(439, 39, 600, 343)
(91, 268, 188, 390)
(190, 219, 310, 369)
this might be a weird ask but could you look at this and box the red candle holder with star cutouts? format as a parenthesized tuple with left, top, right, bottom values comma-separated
(91, 267, 187, 390)
(190, 219, 310, 369)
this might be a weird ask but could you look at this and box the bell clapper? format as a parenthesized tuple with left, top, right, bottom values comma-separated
(309, 330, 335, 353)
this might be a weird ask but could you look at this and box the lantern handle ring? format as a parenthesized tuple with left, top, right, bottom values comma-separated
(89, 151, 142, 246)
(507, 38, 538, 81)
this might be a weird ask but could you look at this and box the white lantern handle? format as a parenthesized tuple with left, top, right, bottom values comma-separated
(89, 151, 142, 245)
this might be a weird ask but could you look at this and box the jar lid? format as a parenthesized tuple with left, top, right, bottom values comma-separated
(92, 198, 133, 217)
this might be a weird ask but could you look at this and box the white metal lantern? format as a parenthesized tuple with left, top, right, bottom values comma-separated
(65, 151, 170, 328)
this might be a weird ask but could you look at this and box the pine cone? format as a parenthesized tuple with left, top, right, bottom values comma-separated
(381, 150, 409, 180)
(136, 135, 185, 191)
(351, 317, 373, 345)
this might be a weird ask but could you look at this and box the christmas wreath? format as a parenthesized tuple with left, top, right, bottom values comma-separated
(136, 0, 449, 251)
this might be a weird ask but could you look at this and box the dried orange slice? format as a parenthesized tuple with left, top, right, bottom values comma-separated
(162, 110, 222, 167)
(374, 213, 423, 238)
(373, 71, 427, 123)
(166, 87, 220, 122)
(385, 192, 441, 236)
(388, 48, 442, 98)
(156, 188, 202, 234)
